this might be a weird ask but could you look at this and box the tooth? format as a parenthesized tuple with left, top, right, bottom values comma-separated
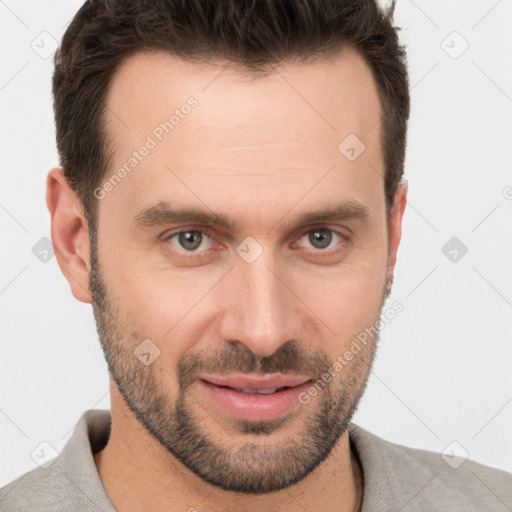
(258, 388, 278, 394)
(240, 387, 278, 394)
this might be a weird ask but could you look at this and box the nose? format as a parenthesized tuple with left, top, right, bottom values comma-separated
(218, 250, 303, 358)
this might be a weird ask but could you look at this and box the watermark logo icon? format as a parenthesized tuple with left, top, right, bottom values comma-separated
(236, 236, 264, 264)
(31, 441, 58, 469)
(32, 237, 55, 263)
(338, 134, 366, 162)
(441, 236, 468, 263)
(31, 31, 58, 59)
(441, 441, 469, 469)
(441, 31, 469, 60)
(134, 339, 161, 366)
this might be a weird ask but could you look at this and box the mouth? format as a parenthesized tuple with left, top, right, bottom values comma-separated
(210, 385, 293, 395)
(197, 374, 313, 421)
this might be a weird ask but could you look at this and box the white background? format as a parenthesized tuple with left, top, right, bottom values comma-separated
(1, 0, 511, 487)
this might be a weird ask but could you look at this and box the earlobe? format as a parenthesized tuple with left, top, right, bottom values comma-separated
(46, 167, 92, 304)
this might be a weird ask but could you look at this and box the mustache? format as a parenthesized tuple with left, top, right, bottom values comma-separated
(177, 340, 332, 388)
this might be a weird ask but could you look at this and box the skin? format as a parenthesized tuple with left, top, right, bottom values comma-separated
(46, 48, 407, 512)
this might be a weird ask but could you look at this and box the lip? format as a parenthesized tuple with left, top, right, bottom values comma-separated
(198, 374, 313, 421)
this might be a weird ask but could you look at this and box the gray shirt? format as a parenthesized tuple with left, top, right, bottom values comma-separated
(1, 409, 511, 511)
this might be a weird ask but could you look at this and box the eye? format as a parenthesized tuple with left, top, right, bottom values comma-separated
(295, 228, 346, 252)
(166, 229, 214, 252)
(162, 226, 348, 259)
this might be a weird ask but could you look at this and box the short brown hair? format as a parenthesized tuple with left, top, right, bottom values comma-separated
(52, 0, 409, 230)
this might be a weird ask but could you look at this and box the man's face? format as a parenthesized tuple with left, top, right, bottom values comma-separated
(90, 49, 397, 493)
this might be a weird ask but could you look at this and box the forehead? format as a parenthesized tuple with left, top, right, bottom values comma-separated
(101, 49, 385, 228)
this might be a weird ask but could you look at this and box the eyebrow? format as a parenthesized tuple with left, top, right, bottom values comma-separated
(132, 200, 370, 233)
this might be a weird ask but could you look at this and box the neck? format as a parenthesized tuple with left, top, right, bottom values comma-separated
(94, 391, 363, 512)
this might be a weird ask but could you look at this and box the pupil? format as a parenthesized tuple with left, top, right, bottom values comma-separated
(179, 231, 202, 250)
(309, 229, 331, 249)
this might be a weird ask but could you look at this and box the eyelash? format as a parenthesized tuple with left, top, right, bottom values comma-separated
(162, 226, 350, 259)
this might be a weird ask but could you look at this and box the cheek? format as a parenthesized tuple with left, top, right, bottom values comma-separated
(109, 261, 223, 351)
(291, 259, 387, 353)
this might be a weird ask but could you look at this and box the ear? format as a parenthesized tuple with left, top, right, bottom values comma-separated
(46, 167, 92, 304)
(386, 180, 408, 292)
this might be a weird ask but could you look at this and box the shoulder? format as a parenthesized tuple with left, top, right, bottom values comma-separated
(349, 423, 512, 511)
(0, 409, 113, 512)
(0, 458, 72, 512)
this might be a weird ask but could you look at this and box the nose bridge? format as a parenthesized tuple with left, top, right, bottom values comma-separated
(219, 247, 301, 357)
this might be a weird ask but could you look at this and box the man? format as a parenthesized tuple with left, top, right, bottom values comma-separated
(1, 0, 511, 510)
